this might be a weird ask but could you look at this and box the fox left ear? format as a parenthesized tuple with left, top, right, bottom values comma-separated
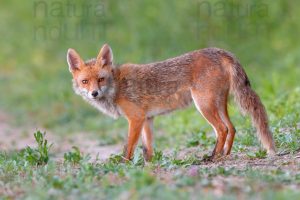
(97, 44, 113, 67)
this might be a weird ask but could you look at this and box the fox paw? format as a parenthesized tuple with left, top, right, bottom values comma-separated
(142, 146, 153, 162)
(201, 154, 214, 162)
(201, 153, 226, 162)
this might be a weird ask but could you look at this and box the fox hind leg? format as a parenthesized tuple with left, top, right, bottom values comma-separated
(219, 99, 236, 155)
(191, 89, 229, 159)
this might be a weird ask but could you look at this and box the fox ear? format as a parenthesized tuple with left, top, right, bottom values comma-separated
(96, 44, 113, 67)
(67, 48, 84, 73)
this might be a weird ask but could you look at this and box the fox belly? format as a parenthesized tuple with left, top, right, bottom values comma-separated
(145, 89, 193, 117)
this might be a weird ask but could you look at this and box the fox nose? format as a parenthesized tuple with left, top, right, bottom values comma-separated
(91, 91, 98, 97)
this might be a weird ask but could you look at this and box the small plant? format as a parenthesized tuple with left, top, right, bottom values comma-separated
(186, 131, 214, 148)
(238, 129, 256, 146)
(132, 147, 145, 166)
(21, 131, 53, 165)
(107, 153, 124, 165)
(186, 137, 200, 147)
(247, 149, 267, 159)
(64, 146, 82, 164)
(151, 150, 163, 163)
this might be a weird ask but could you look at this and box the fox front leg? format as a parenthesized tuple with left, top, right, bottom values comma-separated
(141, 117, 154, 162)
(123, 118, 145, 161)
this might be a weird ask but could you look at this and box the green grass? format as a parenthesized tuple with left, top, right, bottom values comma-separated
(1, 0, 300, 199)
(0, 130, 300, 199)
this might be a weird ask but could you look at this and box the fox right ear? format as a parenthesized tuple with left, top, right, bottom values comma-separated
(67, 48, 84, 73)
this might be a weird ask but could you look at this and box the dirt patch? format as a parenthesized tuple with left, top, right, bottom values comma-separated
(171, 144, 300, 171)
(0, 111, 122, 161)
(55, 133, 122, 161)
(199, 151, 300, 171)
(152, 148, 300, 195)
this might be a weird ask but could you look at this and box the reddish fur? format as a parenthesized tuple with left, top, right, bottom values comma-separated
(67, 44, 276, 161)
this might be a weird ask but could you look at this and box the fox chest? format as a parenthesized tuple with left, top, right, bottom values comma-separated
(88, 98, 121, 119)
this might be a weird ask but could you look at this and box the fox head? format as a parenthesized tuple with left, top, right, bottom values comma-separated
(67, 44, 116, 101)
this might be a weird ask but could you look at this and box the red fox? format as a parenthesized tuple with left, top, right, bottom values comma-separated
(67, 44, 276, 161)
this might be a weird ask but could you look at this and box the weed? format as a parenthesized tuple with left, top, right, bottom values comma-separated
(20, 131, 53, 165)
(186, 131, 214, 148)
(247, 149, 267, 159)
(274, 125, 300, 153)
(64, 146, 82, 164)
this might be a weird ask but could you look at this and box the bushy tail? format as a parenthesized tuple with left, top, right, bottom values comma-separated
(229, 59, 276, 155)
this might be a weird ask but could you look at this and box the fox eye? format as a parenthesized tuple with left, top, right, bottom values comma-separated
(82, 80, 88, 84)
(98, 77, 105, 82)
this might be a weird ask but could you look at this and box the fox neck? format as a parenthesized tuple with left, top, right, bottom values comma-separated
(72, 78, 121, 119)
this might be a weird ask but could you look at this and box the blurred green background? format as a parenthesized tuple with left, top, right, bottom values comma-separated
(0, 0, 299, 144)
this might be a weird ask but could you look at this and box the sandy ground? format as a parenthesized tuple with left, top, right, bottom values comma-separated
(0, 110, 122, 161)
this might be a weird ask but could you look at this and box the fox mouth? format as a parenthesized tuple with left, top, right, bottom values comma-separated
(90, 96, 100, 100)
(89, 95, 104, 100)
